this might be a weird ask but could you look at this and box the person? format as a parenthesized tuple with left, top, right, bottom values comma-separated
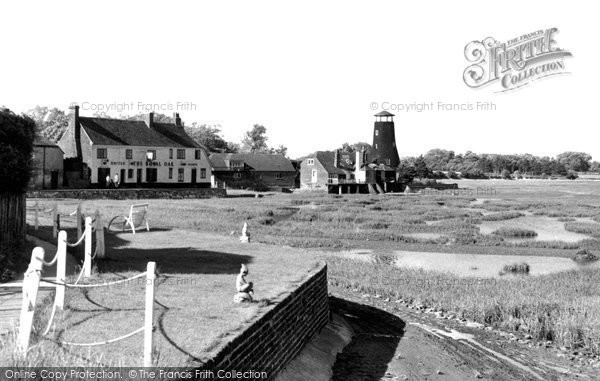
(105, 174, 111, 188)
(236, 264, 253, 295)
(114, 173, 120, 188)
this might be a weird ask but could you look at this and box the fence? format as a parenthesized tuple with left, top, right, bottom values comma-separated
(0, 193, 26, 251)
(16, 240, 157, 366)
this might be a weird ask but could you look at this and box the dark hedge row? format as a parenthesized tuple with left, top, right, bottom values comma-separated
(0, 108, 35, 193)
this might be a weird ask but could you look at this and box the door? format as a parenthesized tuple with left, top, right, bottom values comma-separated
(120, 169, 126, 186)
(311, 169, 318, 183)
(50, 171, 59, 189)
(191, 168, 197, 184)
(98, 168, 111, 188)
(137, 169, 143, 185)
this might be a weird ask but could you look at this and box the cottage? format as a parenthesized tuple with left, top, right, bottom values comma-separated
(30, 137, 64, 189)
(209, 153, 296, 190)
(300, 150, 355, 189)
(58, 105, 212, 188)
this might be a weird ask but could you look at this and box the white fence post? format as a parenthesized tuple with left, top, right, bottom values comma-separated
(18, 247, 44, 354)
(52, 204, 58, 238)
(94, 210, 105, 259)
(55, 230, 67, 309)
(144, 261, 156, 367)
(83, 216, 93, 277)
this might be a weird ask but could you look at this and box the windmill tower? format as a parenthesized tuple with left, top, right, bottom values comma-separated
(371, 111, 400, 167)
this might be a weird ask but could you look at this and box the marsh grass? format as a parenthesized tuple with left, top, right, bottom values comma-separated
(481, 211, 524, 221)
(328, 257, 600, 355)
(564, 222, 600, 237)
(492, 227, 538, 238)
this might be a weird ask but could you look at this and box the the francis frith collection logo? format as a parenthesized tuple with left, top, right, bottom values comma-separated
(463, 28, 572, 92)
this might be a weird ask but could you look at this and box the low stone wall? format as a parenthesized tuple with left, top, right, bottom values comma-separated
(26, 188, 226, 199)
(197, 263, 330, 380)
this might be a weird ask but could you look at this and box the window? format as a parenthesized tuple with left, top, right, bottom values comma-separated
(169, 149, 173, 159)
(200, 168, 206, 179)
(97, 148, 107, 159)
(195, 150, 202, 160)
(307, 159, 314, 165)
(169, 168, 173, 179)
(177, 149, 186, 159)
(178, 168, 184, 182)
(127, 169, 133, 179)
(375, 130, 379, 136)
(375, 144, 378, 149)
(231, 160, 243, 168)
(276, 173, 283, 179)
(126, 149, 132, 159)
(233, 172, 241, 179)
(146, 150, 157, 161)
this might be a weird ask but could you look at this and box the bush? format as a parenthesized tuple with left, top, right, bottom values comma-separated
(492, 227, 538, 237)
(0, 108, 36, 192)
(499, 262, 530, 275)
(572, 249, 599, 263)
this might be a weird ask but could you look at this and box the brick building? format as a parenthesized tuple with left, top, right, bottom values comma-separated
(58, 105, 212, 188)
(209, 153, 296, 190)
(299, 150, 355, 189)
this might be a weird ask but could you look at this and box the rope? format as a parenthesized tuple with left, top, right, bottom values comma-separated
(61, 326, 144, 347)
(65, 233, 86, 247)
(42, 303, 59, 336)
(42, 250, 59, 267)
(73, 266, 85, 285)
(63, 272, 147, 288)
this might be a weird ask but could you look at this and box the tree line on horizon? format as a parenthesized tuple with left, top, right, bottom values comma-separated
(18, 106, 600, 177)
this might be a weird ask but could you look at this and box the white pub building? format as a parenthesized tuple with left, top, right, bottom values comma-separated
(58, 105, 212, 187)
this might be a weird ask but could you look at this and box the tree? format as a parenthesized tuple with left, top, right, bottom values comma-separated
(0, 108, 36, 192)
(590, 161, 600, 173)
(241, 124, 269, 153)
(557, 152, 592, 172)
(423, 149, 455, 171)
(184, 123, 236, 152)
(25, 106, 69, 143)
(413, 155, 431, 179)
(396, 162, 417, 183)
(270, 144, 288, 157)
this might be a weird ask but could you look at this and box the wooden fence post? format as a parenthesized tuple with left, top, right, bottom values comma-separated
(94, 210, 105, 258)
(83, 216, 92, 277)
(76, 204, 82, 240)
(17, 247, 44, 354)
(144, 262, 156, 367)
(55, 230, 67, 309)
(52, 204, 58, 238)
(34, 202, 39, 231)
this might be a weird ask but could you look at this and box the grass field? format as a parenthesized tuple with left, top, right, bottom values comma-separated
(9, 179, 600, 362)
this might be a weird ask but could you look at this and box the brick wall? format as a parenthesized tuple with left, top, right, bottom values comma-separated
(197, 263, 330, 380)
(26, 187, 226, 200)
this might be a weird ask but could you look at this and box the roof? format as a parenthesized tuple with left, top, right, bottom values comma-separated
(313, 151, 352, 175)
(34, 136, 60, 147)
(79, 117, 199, 148)
(374, 111, 395, 117)
(210, 153, 295, 172)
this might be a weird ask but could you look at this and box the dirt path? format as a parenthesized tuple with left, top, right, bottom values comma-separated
(329, 291, 600, 380)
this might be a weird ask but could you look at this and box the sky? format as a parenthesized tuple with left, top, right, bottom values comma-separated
(1, 1, 597, 160)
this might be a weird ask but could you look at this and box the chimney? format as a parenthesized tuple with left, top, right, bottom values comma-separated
(334, 149, 341, 168)
(173, 112, 181, 126)
(144, 112, 154, 128)
(69, 104, 82, 159)
(356, 149, 364, 169)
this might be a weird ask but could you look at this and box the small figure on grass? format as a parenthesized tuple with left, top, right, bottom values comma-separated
(239, 222, 250, 243)
(233, 264, 254, 303)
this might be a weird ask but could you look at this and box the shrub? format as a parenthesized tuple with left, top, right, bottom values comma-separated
(0, 108, 36, 192)
(499, 262, 530, 275)
(572, 249, 599, 263)
(492, 227, 538, 237)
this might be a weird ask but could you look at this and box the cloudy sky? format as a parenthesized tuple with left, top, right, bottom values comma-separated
(1, 1, 596, 160)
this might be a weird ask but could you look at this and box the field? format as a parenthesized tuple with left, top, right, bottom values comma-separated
(7, 179, 600, 364)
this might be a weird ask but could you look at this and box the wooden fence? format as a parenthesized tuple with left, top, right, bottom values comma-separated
(0, 193, 26, 251)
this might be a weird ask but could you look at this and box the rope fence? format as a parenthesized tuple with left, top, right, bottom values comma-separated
(16, 240, 157, 366)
